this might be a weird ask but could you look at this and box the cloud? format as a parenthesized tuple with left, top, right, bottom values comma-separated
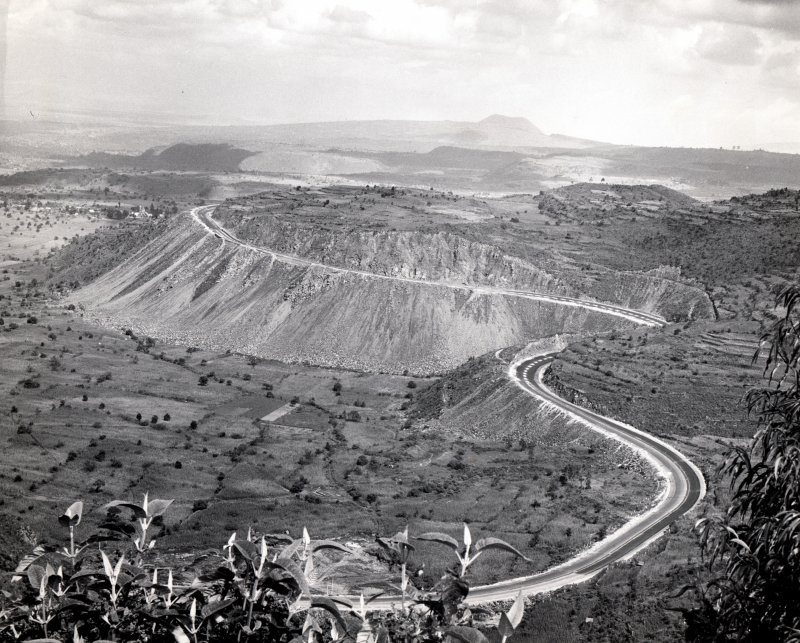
(696, 24, 762, 65)
(739, 0, 798, 5)
(4, 0, 800, 148)
(651, 0, 800, 39)
(327, 4, 370, 27)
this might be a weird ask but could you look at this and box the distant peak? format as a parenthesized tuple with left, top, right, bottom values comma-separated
(478, 114, 540, 132)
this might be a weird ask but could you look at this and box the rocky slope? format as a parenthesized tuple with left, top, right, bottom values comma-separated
(61, 214, 640, 373)
(217, 206, 714, 322)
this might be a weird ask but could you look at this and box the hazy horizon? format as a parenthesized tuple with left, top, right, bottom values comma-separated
(3, 0, 800, 151)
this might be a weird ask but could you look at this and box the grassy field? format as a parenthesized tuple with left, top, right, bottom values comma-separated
(545, 320, 765, 440)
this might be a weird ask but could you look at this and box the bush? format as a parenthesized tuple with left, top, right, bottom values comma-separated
(289, 476, 308, 493)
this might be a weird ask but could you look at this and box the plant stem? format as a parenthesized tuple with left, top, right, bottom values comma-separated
(401, 562, 406, 611)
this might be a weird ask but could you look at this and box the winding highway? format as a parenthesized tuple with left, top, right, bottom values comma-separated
(188, 205, 706, 606)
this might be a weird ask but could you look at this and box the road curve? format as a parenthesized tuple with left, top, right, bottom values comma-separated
(357, 353, 705, 609)
(187, 205, 705, 606)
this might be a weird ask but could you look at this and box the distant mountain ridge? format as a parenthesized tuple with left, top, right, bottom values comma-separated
(79, 143, 256, 172)
(235, 115, 606, 152)
(455, 114, 551, 148)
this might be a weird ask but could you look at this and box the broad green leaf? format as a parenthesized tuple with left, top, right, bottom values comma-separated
(415, 532, 459, 550)
(304, 552, 314, 577)
(12, 545, 48, 580)
(201, 597, 236, 619)
(172, 627, 191, 643)
(231, 540, 257, 562)
(474, 537, 531, 561)
(505, 591, 525, 629)
(310, 597, 349, 636)
(58, 501, 84, 528)
(27, 564, 45, 591)
(393, 526, 409, 544)
(310, 540, 352, 554)
(100, 550, 114, 580)
(113, 555, 124, 580)
(498, 613, 515, 639)
(103, 501, 147, 519)
(146, 498, 173, 517)
(274, 556, 311, 596)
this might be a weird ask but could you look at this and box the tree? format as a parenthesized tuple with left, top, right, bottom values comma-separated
(696, 285, 800, 640)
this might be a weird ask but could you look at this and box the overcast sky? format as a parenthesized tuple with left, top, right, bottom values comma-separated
(3, 0, 800, 148)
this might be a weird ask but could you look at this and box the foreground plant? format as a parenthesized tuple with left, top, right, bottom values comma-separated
(104, 493, 173, 562)
(2, 499, 529, 641)
(694, 284, 800, 640)
(416, 523, 531, 579)
(355, 524, 531, 643)
(376, 526, 414, 610)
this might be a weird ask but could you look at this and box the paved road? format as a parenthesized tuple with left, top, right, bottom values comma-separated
(187, 205, 705, 606)
(353, 353, 705, 609)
